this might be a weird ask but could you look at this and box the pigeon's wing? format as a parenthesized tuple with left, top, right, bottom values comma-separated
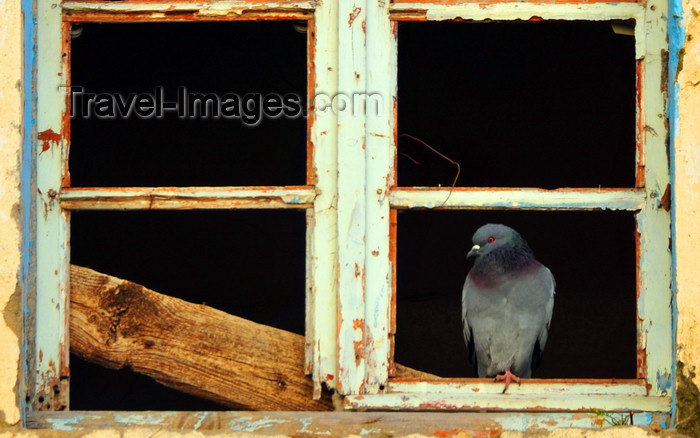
(461, 279, 477, 374)
(531, 266, 555, 371)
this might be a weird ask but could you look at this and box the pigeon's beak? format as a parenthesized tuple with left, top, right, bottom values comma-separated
(467, 244, 481, 258)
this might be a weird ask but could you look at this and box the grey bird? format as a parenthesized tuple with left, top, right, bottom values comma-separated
(462, 224, 555, 392)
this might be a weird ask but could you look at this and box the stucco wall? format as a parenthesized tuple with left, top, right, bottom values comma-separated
(0, 0, 698, 435)
(0, 0, 23, 428)
(675, 0, 700, 434)
(676, 0, 700, 393)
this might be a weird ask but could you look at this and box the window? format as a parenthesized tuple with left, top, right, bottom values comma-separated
(27, 0, 673, 430)
(30, 0, 329, 413)
(337, 1, 672, 419)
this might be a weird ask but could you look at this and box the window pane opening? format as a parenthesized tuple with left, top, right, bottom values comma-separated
(397, 21, 636, 189)
(394, 210, 637, 379)
(70, 22, 308, 187)
(69, 210, 306, 410)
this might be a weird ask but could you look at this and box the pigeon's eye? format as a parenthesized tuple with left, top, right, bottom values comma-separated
(487, 236, 495, 243)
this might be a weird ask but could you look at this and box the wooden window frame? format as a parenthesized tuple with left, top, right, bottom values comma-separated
(29, 0, 336, 415)
(25, 0, 673, 431)
(331, 0, 673, 423)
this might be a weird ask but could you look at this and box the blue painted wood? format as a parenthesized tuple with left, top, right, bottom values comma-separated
(21, 0, 37, 424)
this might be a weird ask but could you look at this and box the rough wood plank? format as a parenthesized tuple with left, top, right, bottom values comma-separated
(70, 265, 434, 411)
(69, 264, 332, 411)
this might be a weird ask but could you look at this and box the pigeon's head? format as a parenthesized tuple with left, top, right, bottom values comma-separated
(467, 224, 528, 259)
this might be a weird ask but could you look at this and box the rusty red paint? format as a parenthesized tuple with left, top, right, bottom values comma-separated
(38, 129, 61, 153)
(353, 318, 364, 330)
(394, 186, 640, 194)
(64, 11, 313, 22)
(434, 429, 461, 437)
(336, 300, 344, 393)
(62, 22, 72, 188)
(635, 60, 646, 188)
(634, 217, 646, 379)
(371, 249, 379, 256)
(660, 183, 671, 211)
(389, 12, 428, 22)
(354, 340, 364, 366)
(63, 185, 311, 194)
(390, 377, 646, 385)
(388, 208, 398, 377)
(433, 430, 499, 438)
(326, 374, 334, 381)
(348, 6, 361, 26)
(637, 348, 647, 379)
(306, 18, 316, 186)
(418, 401, 459, 410)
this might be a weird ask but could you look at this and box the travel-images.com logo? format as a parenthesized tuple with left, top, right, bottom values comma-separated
(69, 86, 383, 126)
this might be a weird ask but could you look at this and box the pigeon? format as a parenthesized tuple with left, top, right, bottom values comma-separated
(462, 224, 555, 392)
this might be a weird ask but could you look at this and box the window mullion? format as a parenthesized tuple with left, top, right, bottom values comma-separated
(336, 0, 368, 395)
(363, 0, 396, 394)
(308, 3, 340, 396)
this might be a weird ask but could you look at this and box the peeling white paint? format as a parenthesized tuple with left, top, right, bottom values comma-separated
(113, 413, 178, 425)
(46, 416, 89, 431)
(33, 0, 70, 412)
(59, 187, 317, 210)
(61, 0, 315, 14)
(226, 416, 287, 433)
(298, 416, 332, 435)
(390, 188, 646, 211)
(364, 0, 395, 394)
(345, 392, 671, 412)
(389, 380, 649, 396)
(308, 0, 340, 396)
(336, 0, 369, 395)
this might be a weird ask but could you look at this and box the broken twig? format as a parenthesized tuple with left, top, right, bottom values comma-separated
(399, 133, 461, 207)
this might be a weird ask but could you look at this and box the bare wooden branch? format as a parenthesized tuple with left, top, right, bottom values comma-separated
(70, 265, 436, 411)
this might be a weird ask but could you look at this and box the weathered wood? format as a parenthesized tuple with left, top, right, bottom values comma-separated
(26, 410, 672, 433)
(70, 265, 435, 411)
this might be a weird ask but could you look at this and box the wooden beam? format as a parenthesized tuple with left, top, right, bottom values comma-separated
(70, 265, 434, 411)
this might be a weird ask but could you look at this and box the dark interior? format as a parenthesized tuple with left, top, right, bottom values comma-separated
(397, 21, 636, 189)
(69, 20, 637, 410)
(395, 210, 637, 379)
(69, 22, 308, 187)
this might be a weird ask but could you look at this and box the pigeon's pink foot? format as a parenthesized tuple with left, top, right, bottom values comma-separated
(494, 368, 521, 393)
